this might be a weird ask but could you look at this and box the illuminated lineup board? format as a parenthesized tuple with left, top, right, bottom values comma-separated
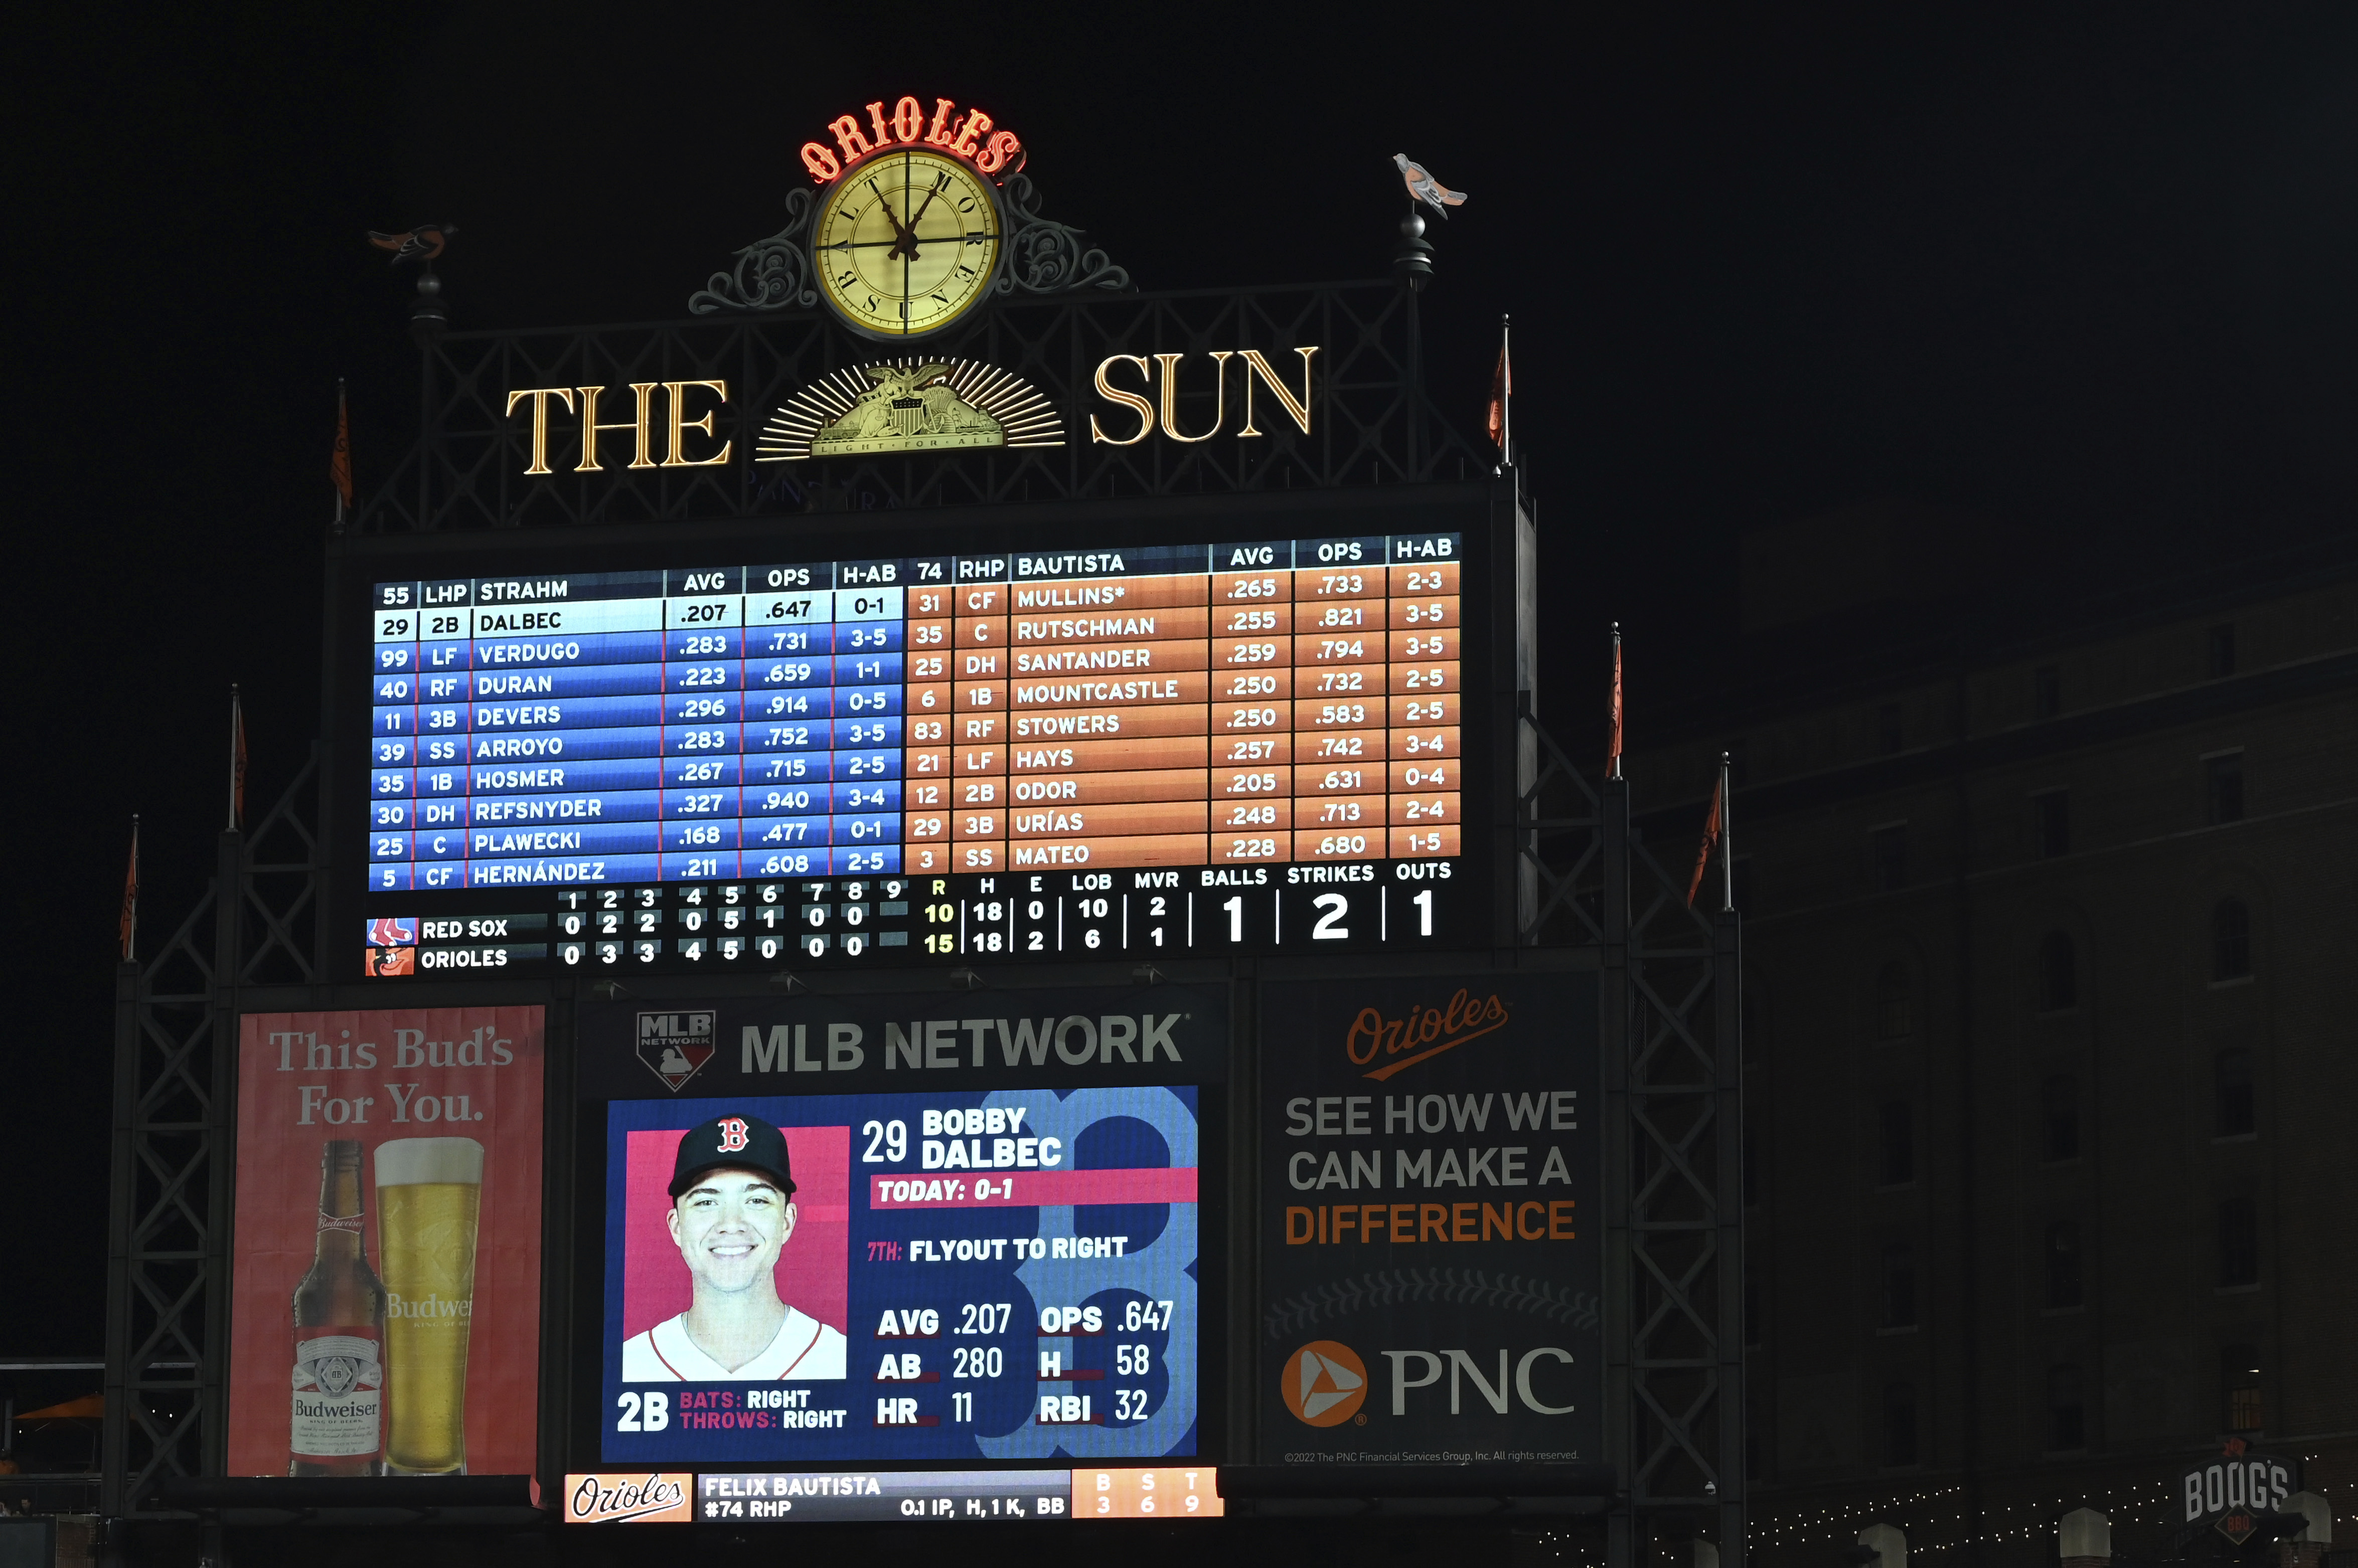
(360, 533, 1471, 973)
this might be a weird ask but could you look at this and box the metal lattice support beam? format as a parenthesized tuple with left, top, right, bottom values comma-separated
(355, 283, 1485, 534)
(1522, 726, 1743, 1568)
(102, 749, 325, 1525)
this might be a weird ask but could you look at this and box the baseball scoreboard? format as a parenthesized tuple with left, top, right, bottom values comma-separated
(343, 505, 1502, 979)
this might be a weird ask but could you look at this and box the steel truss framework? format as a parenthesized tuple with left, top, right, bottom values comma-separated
(1518, 705, 1747, 1568)
(356, 283, 1485, 533)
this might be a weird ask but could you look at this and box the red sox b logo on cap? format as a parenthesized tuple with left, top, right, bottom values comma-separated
(717, 1117, 751, 1153)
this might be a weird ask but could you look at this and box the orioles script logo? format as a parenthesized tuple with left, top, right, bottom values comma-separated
(1346, 990, 1512, 1082)
(564, 1472, 692, 1524)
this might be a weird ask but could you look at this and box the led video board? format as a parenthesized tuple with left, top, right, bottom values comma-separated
(341, 499, 1497, 977)
(572, 990, 1224, 1473)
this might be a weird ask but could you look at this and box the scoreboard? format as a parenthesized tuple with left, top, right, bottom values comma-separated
(342, 500, 1506, 978)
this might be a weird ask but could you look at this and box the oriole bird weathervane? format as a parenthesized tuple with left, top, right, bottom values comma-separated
(366, 224, 457, 265)
(1392, 155, 1467, 221)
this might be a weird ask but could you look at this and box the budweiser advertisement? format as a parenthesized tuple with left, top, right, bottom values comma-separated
(1257, 974, 1602, 1463)
(228, 1008, 544, 1477)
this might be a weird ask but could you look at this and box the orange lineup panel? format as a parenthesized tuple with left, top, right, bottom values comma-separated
(907, 586, 958, 618)
(1209, 634, 1292, 670)
(906, 841, 954, 875)
(1210, 733, 1294, 766)
(905, 778, 954, 811)
(1009, 800, 1210, 839)
(1008, 833, 1210, 870)
(907, 746, 952, 777)
(1296, 793, 1387, 832)
(1211, 702, 1291, 738)
(954, 841, 1006, 872)
(907, 617, 953, 649)
(1210, 831, 1288, 863)
(1209, 570, 1292, 604)
(906, 812, 952, 843)
(1388, 561, 1462, 594)
(1293, 698, 1382, 731)
(1296, 758, 1384, 795)
(954, 615, 1010, 647)
(1010, 639, 1212, 675)
(1013, 605, 1215, 645)
(1210, 764, 1292, 798)
(1011, 672, 1211, 709)
(955, 746, 1010, 776)
(955, 584, 1011, 614)
(1387, 727, 1461, 761)
(955, 649, 1013, 679)
(1292, 631, 1384, 665)
(1296, 728, 1387, 766)
(1297, 599, 1384, 635)
(1388, 626, 1458, 660)
(1009, 705, 1214, 742)
(1007, 769, 1211, 806)
(1388, 693, 1458, 727)
(1211, 668, 1295, 702)
(1388, 824, 1461, 858)
(1208, 797, 1294, 832)
(1293, 566, 1388, 600)
(954, 715, 1016, 750)
(1210, 602, 1296, 636)
(1011, 736, 1215, 773)
(1388, 660, 1461, 695)
(1297, 663, 1386, 700)
(1388, 757, 1457, 790)
(1011, 574, 1211, 612)
(953, 810, 1010, 841)
(1292, 827, 1385, 861)
(1387, 595, 1461, 630)
(905, 683, 952, 720)
(955, 680, 1008, 713)
(1388, 793, 1461, 825)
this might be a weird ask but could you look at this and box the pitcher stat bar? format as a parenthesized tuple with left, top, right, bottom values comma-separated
(358, 533, 1471, 973)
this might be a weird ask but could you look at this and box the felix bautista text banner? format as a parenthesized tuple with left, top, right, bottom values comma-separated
(576, 986, 1228, 1100)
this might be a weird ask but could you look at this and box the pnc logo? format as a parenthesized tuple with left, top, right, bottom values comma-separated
(716, 1116, 751, 1153)
(1346, 989, 1512, 1082)
(1281, 1340, 1368, 1427)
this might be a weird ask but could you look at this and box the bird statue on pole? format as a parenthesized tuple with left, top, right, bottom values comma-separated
(366, 224, 458, 266)
(1393, 155, 1468, 221)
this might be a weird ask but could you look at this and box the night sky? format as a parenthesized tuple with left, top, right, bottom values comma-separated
(11, 3, 2358, 1356)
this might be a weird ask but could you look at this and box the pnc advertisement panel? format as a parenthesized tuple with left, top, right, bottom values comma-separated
(580, 990, 1223, 1469)
(1257, 974, 1600, 1465)
(227, 1007, 544, 1477)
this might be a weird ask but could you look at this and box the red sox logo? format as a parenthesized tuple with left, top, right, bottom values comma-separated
(717, 1117, 751, 1153)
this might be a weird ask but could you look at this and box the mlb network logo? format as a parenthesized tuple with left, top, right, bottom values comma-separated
(637, 1011, 716, 1093)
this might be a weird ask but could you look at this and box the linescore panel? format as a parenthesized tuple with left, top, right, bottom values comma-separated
(344, 520, 1490, 977)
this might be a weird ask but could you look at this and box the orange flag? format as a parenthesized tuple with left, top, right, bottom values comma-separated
(1486, 315, 1511, 459)
(331, 379, 354, 522)
(1607, 624, 1624, 779)
(1685, 771, 1723, 908)
(119, 816, 139, 961)
(230, 685, 247, 831)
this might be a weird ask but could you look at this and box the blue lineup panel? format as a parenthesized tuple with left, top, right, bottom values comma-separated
(366, 564, 913, 890)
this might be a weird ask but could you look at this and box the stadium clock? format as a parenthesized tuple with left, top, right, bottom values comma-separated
(813, 147, 1003, 340)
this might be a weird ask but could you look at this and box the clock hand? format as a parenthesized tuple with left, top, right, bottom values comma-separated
(891, 184, 945, 261)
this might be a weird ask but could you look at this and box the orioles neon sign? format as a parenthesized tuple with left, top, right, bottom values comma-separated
(799, 96, 1023, 185)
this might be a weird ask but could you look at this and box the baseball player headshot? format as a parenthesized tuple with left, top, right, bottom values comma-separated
(619, 1114, 848, 1381)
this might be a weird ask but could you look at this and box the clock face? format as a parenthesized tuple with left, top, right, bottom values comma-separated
(812, 148, 1003, 339)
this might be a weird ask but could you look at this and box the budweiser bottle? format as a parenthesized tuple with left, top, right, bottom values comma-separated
(289, 1139, 387, 1476)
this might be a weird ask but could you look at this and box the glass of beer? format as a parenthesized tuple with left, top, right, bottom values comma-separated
(374, 1137, 484, 1474)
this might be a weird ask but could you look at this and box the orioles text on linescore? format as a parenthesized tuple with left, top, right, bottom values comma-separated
(1287, 1199, 1576, 1247)
(799, 95, 1023, 184)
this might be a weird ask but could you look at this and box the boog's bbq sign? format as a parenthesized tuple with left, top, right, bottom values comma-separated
(2179, 1442, 2299, 1545)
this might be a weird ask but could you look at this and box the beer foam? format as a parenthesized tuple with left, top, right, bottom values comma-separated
(374, 1137, 484, 1187)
